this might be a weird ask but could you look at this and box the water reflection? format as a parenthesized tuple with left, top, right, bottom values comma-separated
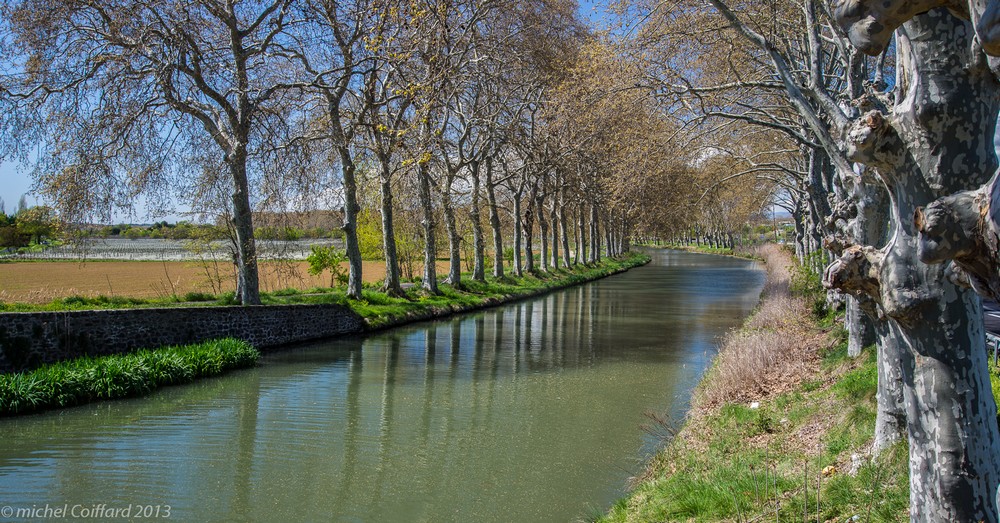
(0, 249, 763, 522)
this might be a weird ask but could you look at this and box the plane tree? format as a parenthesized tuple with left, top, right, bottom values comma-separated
(648, 1, 1000, 519)
(1, 0, 309, 305)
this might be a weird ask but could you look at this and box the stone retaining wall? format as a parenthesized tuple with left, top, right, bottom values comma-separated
(0, 304, 365, 373)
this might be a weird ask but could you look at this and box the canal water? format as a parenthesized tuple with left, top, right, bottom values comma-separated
(0, 249, 764, 522)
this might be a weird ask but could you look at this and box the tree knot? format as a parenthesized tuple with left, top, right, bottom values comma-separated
(845, 110, 893, 166)
(823, 244, 883, 301)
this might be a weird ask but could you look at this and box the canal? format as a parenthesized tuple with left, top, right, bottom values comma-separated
(0, 249, 765, 522)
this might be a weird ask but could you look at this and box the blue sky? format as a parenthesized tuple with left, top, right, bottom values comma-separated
(0, 160, 33, 214)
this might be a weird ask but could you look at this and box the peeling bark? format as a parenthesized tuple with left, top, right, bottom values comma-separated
(916, 185, 1000, 299)
(832, 0, 1000, 57)
(874, 319, 908, 453)
(824, 10, 1000, 520)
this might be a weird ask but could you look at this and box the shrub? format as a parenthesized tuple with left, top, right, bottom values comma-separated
(306, 245, 348, 287)
(790, 251, 828, 317)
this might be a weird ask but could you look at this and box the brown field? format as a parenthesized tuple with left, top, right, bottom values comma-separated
(0, 259, 450, 304)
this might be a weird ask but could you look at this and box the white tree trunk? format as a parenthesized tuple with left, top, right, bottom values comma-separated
(418, 161, 439, 294)
(470, 161, 485, 282)
(827, 10, 1000, 520)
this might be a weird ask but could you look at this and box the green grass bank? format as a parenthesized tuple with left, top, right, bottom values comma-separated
(0, 253, 649, 416)
(601, 245, 912, 522)
(0, 253, 650, 326)
(0, 338, 259, 416)
(351, 252, 650, 330)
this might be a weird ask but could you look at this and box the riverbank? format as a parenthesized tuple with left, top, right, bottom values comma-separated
(0, 338, 258, 416)
(0, 253, 649, 414)
(355, 252, 649, 330)
(601, 245, 910, 522)
(0, 248, 759, 522)
(0, 253, 649, 318)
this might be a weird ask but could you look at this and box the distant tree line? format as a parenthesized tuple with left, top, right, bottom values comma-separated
(0, 197, 59, 249)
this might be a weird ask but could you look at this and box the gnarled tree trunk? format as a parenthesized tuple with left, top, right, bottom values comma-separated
(826, 10, 1000, 520)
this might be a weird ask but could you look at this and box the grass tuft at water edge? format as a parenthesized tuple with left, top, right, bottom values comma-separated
(0, 338, 259, 416)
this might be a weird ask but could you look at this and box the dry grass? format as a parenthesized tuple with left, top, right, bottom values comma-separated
(605, 246, 910, 523)
(695, 244, 825, 408)
(0, 259, 449, 303)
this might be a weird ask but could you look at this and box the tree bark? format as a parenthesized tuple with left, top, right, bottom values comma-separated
(589, 209, 597, 262)
(575, 203, 583, 265)
(523, 182, 536, 273)
(605, 212, 614, 258)
(845, 298, 875, 357)
(378, 158, 404, 297)
(229, 152, 261, 306)
(874, 318, 907, 454)
(442, 171, 462, 287)
(538, 191, 549, 272)
(486, 158, 504, 278)
(338, 148, 364, 300)
(550, 202, 559, 270)
(513, 193, 523, 277)
(470, 160, 485, 282)
(417, 160, 439, 294)
(827, 10, 1000, 520)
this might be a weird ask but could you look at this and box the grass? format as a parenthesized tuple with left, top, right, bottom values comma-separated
(0, 338, 259, 416)
(0, 253, 651, 332)
(320, 253, 650, 329)
(600, 245, 911, 522)
(0, 254, 648, 415)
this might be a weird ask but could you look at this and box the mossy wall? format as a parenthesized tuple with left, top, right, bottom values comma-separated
(0, 304, 364, 372)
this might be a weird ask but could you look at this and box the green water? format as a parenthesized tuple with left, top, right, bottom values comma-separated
(0, 249, 764, 522)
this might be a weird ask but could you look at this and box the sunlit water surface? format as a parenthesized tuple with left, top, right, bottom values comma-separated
(0, 249, 764, 522)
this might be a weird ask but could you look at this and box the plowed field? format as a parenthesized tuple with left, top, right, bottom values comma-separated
(0, 260, 449, 303)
